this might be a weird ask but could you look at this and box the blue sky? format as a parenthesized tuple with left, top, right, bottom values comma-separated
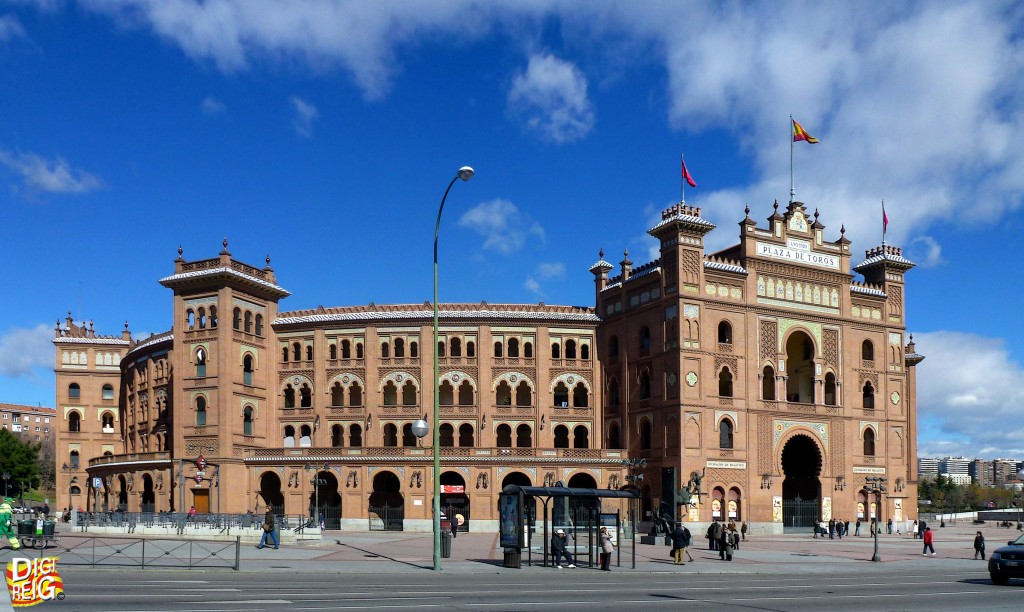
(2, 1, 1023, 460)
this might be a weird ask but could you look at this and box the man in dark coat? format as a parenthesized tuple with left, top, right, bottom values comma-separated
(707, 522, 718, 550)
(671, 523, 693, 564)
(715, 521, 727, 559)
(551, 529, 575, 568)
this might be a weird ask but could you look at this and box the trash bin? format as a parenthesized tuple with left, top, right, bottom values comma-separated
(43, 521, 56, 536)
(503, 547, 521, 569)
(17, 520, 34, 537)
(440, 531, 452, 558)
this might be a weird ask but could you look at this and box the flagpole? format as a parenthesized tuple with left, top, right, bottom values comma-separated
(881, 199, 886, 247)
(789, 115, 795, 203)
(680, 153, 686, 204)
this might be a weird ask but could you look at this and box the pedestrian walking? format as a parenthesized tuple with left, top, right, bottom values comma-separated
(922, 526, 935, 556)
(740, 521, 747, 541)
(723, 527, 736, 561)
(886, 518, 892, 534)
(855, 519, 861, 536)
(912, 520, 919, 539)
(714, 521, 726, 559)
(551, 529, 576, 568)
(707, 521, 719, 550)
(599, 527, 614, 571)
(828, 519, 835, 540)
(256, 508, 279, 549)
(974, 531, 986, 560)
(670, 523, 692, 565)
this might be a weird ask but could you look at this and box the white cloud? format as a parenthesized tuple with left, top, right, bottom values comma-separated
(201, 96, 225, 115)
(906, 235, 944, 269)
(0, 324, 53, 378)
(915, 331, 1024, 458)
(0, 148, 103, 194)
(524, 277, 541, 295)
(457, 198, 544, 254)
(535, 262, 565, 279)
(289, 95, 318, 138)
(0, 15, 26, 42)
(508, 53, 594, 143)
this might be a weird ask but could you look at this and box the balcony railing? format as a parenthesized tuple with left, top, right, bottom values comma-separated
(89, 451, 171, 467)
(244, 446, 623, 462)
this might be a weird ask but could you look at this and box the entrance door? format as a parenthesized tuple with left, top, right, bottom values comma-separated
(781, 434, 822, 532)
(193, 489, 210, 514)
(440, 471, 469, 533)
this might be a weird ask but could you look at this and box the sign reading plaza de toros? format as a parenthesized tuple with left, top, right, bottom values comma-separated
(756, 239, 839, 269)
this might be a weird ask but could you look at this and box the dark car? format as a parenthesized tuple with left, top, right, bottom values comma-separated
(988, 533, 1024, 585)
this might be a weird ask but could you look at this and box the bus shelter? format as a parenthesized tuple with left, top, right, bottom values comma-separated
(499, 484, 639, 569)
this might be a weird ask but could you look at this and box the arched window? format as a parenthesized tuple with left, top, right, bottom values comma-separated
(639, 327, 651, 351)
(349, 382, 362, 406)
(383, 382, 398, 406)
(255, 314, 263, 336)
(824, 372, 837, 406)
(608, 378, 620, 405)
(508, 338, 520, 358)
(516, 424, 532, 448)
(68, 409, 80, 433)
(394, 338, 405, 358)
(197, 307, 206, 329)
(401, 381, 417, 406)
(609, 335, 619, 357)
(187, 309, 195, 330)
(244, 311, 252, 333)
(494, 341, 503, 358)
(458, 424, 474, 447)
(554, 425, 569, 448)
(640, 419, 652, 450)
(551, 342, 561, 359)
(496, 381, 512, 406)
(196, 397, 207, 426)
(573, 425, 589, 449)
(102, 384, 114, 400)
(411, 341, 419, 358)
(329, 344, 337, 360)
(349, 424, 363, 447)
(69, 450, 80, 468)
(381, 342, 390, 359)
(284, 384, 296, 408)
(515, 382, 532, 406)
(356, 343, 364, 359)
(863, 381, 875, 409)
(341, 340, 351, 359)
(573, 383, 588, 407)
(466, 341, 476, 357)
(553, 382, 569, 407)
(863, 428, 876, 455)
(402, 423, 417, 447)
(292, 342, 301, 361)
(331, 424, 343, 447)
(232, 307, 241, 330)
(300, 424, 312, 447)
(383, 424, 398, 447)
(496, 424, 512, 447)
(565, 340, 577, 359)
(450, 337, 461, 357)
(439, 423, 455, 447)
(243, 354, 254, 386)
(608, 422, 621, 449)
(243, 406, 254, 435)
(331, 383, 344, 406)
(581, 344, 590, 360)
(524, 342, 533, 358)
(639, 370, 651, 400)
(195, 348, 206, 378)
(439, 381, 454, 406)
(299, 384, 312, 407)
(719, 419, 734, 449)
(306, 345, 313, 361)
(210, 306, 218, 328)
(862, 340, 874, 361)
(719, 367, 734, 397)
(437, 341, 446, 357)
(282, 347, 289, 362)
(718, 321, 732, 344)
(101, 411, 115, 432)
(284, 425, 295, 447)
(762, 365, 776, 400)
(458, 381, 474, 406)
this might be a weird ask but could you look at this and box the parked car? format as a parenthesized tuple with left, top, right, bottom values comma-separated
(989, 533, 1024, 585)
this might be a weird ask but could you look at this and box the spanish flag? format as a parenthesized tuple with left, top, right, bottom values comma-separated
(792, 119, 820, 144)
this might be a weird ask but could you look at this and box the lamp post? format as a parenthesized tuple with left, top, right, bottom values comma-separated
(864, 476, 888, 562)
(432, 165, 474, 571)
(305, 463, 329, 529)
(1, 471, 9, 498)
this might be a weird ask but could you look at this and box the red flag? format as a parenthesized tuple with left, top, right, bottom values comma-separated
(883, 202, 889, 233)
(682, 159, 697, 188)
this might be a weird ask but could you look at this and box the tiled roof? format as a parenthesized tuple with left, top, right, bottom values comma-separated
(125, 332, 173, 358)
(850, 285, 886, 297)
(159, 267, 291, 297)
(53, 336, 130, 346)
(588, 258, 613, 272)
(704, 260, 748, 274)
(276, 303, 599, 326)
(648, 210, 716, 234)
(0, 403, 55, 414)
(854, 251, 916, 271)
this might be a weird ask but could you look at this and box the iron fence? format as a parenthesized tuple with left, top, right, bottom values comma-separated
(13, 535, 241, 570)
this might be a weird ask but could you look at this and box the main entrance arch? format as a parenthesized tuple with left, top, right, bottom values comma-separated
(259, 471, 285, 516)
(309, 470, 342, 530)
(440, 471, 469, 533)
(368, 471, 404, 531)
(781, 434, 822, 531)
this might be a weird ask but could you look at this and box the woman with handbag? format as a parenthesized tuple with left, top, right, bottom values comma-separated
(599, 527, 614, 571)
(256, 508, 279, 549)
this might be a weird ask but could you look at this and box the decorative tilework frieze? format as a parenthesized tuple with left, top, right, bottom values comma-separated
(760, 320, 777, 362)
(773, 419, 828, 451)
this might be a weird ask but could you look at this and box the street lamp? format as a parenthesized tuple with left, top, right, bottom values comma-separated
(864, 476, 888, 562)
(432, 165, 474, 571)
(1, 471, 9, 498)
(305, 463, 329, 529)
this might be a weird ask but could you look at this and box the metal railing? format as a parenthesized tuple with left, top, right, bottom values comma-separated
(73, 511, 288, 533)
(15, 534, 241, 570)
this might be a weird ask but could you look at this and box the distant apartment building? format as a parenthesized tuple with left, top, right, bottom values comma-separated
(939, 456, 970, 475)
(993, 459, 1018, 486)
(917, 457, 939, 478)
(943, 473, 972, 486)
(969, 459, 994, 486)
(0, 402, 56, 445)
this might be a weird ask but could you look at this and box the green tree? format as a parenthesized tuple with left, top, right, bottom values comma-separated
(0, 429, 40, 498)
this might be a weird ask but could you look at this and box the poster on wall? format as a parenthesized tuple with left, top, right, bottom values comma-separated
(727, 500, 738, 519)
(711, 499, 722, 519)
(822, 497, 832, 521)
(857, 502, 865, 520)
(869, 502, 877, 520)
(772, 496, 783, 523)
(893, 499, 903, 522)
(688, 501, 700, 522)
(498, 492, 523, 548)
